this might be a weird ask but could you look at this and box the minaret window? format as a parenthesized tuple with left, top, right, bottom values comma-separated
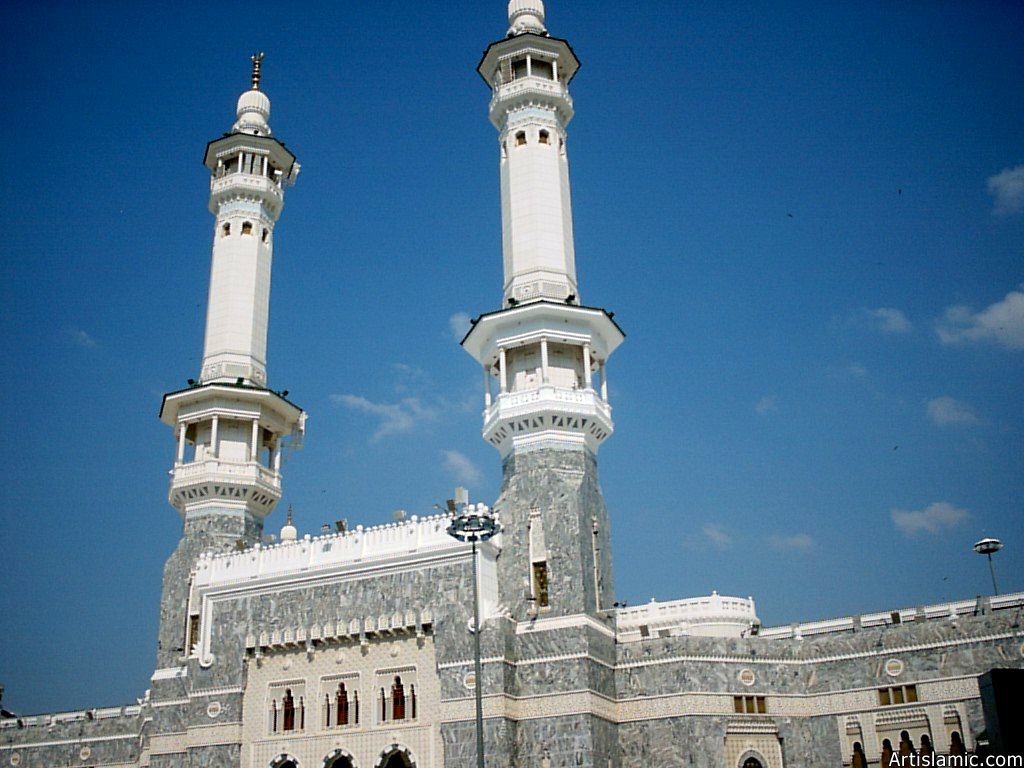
(221, 223, 231, 237)
(242, 221, 253, 236)
(515, 131, 527, 147)
(262, 228, 269, 242)
(512, 58, 528, 80)
(538, 130, 550, 145)
(532, 562, 550, 607)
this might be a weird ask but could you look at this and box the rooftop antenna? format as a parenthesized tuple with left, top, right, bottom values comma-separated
(250, 52, 264, 91)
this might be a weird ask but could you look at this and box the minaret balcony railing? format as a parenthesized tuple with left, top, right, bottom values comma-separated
(484, 385, 612, 432)
(491, 76, 572, 111)
(210, 173, 284, 201)
(170, 458, 281, 491)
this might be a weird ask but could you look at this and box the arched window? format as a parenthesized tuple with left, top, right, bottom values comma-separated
(742, 758, 763, 768)
(410, 684, 416, 720)
(950, 731, 966, 756)
(242, 221, 253, 236)
(380, 687, 387, 722)
(881, 739, 894, 765)
(899, 730, 915, 757)
(222, 222, 231, 237)
(336, 683, 349, 726)
(515, 131, 526, 147)
(392, 676, 406, 720)
(919, 734, 934, 756)
(270, 699, 278, 732)
(282, 689, 295, 731)
(538, 130, 550, 145)
(852, 741, 867, 768)
(381, 752, 412, 768)
(325, 754, 353, 768)
(262, 228, 269, 243)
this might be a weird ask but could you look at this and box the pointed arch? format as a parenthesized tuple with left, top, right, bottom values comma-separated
(374, 744, 417, 768)
(737, 750, 766, 768)
(323, 748, 356, 768)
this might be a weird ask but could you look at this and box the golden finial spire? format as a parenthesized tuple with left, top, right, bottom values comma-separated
(250, 51, 265, 90)
(286, 504, 293, 525)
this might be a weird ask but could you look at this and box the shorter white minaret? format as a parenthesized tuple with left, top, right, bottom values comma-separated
(464, 1, 624, 459)
(160, 55, 304, 525)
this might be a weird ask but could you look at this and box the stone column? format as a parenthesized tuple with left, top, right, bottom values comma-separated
(484, 366, 492, 408)
(177, 422, 187, 465)
(499, 347, 508, 393)
(210, 415, 219, 459)
(600, 362, 608, 401)
(251, 419, 260, 461)
(583, 344, 593, 389)
(540, 338, 549, 384)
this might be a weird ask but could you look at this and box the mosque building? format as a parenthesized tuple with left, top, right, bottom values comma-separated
(2, 3, 1021, 767)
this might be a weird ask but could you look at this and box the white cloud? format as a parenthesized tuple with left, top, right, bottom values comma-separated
(846, 362, 868, 378)
(987, 164, 1024, 216)
(769, 533, 814, 551)
(331, 394, 437, 441)
(927, 396, 982, 427)
(858, 307, 912, 334)
(702, 524, 733, 550)
(936, 286, 1024, 350)
(442, 449, 482, 487)
(755, 396, 778, 416)
(448, 312, 472, 342)
(891, 501, 969, 536)
(68, 328, 97, 348)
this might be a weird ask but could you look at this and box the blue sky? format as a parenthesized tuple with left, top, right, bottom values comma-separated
(1, 0, 1021, 715)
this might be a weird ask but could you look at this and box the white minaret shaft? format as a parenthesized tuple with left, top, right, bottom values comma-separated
(199, 58, 299, 387)
(488, 0, 579, 307)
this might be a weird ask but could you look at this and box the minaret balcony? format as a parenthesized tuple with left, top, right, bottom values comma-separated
(490, 76, 573, 124)
(210, 173, 284, 203)
(168, 458, 282, 516)
(483, 384, 613, 455)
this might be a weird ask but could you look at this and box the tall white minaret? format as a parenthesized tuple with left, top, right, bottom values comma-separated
(159, 54, 304, 529)
(463, 3, 623, 619)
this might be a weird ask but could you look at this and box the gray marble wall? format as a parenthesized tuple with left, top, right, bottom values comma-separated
(493, 447, 616, 621)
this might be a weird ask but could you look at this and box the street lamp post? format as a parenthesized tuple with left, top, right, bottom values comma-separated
(447, 503, 500, 768)
(973, 537, 1004, 596)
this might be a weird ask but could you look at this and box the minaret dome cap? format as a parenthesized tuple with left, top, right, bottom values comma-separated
(508, 0, 546, 35)
(234, 89, 271, 136)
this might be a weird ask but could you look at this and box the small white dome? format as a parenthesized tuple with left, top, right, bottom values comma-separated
(280, 506, 297, 542)
(233, 89, 271, 136)
(508, 0, 546, 35)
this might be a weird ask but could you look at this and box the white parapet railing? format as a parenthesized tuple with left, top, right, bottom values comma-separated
(757, 591, 1024, 640)
(0, 705, 143, 729)
(616, 592, 760, 641)
(485, 386, 612, 428)
(193, 512, 491, 588)
(171, 459, 280, 489)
